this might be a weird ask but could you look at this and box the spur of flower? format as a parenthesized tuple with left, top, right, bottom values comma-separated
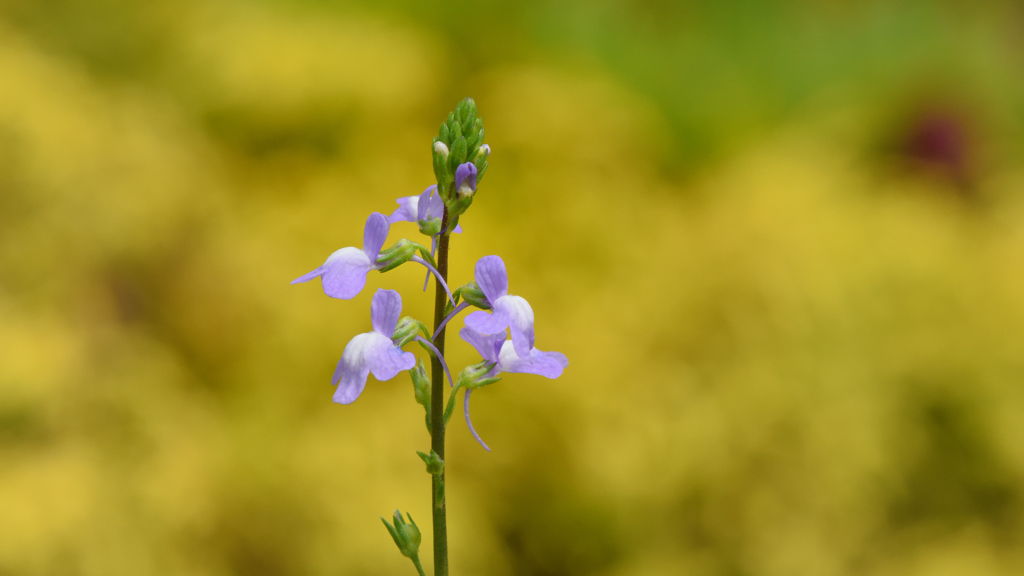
(332, 289, 418, 404)
(291, 212, 453, 304)
(463, 255, 536, 357)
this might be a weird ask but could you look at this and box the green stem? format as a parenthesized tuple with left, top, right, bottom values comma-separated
(411, 554, 427, 576)
(430, 208, 452, 576)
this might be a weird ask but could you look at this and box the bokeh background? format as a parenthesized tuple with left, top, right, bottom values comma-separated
(3, 0, 1024, 575)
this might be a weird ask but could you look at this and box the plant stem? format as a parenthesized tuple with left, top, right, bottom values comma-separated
(412, 554, 427, 576)
(430, 208, 452, 576)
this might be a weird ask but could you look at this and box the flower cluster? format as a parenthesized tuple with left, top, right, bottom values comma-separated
(290, 97, 567, 574)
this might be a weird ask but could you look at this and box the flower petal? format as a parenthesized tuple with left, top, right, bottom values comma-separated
(417, 186, 437, 221)
(370, 289, 403, 337)
(459, 326, 505, 364)
(474, 255, 508, 304)
(495, 295, 535, 357)
(365, 336, 416, 382)
(362, 212, 390, 261)
(290, 265, 323, 285)
(320, 247, 372, 299)
(333, 365, 370, 404)
(389, 196, 419, 224)
(464, 308, 510, 335)
(331, 332, 377, 403)
(425, 187, 445, 220)
(498, 340, 567, 378)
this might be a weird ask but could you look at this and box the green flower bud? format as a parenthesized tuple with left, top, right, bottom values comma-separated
(456, 360, 502, 390)
(381, 510, 421, 559)
(410, 359, 430, 408)
(393, 316, 429, 347)
(458, 281, 491, 310)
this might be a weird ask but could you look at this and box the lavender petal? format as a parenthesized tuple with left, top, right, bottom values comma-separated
(464, 307, 511, 335)
(320, 247, 373, 299)
(474, 255, 508, 303)
(370, 289, 403, 337)
(332, 332, 378, 403)
(290, 265, 323, 285)
(426, 186, 445, 219)
(416, 186, 435, 221)
(458, 326, 505, 364)
(389, 196, 418, 224)
(495, 295, 535, 357)
(362, 212, 390, 261)
(498, 341, 567, 378)
(365, 335, 416, 382)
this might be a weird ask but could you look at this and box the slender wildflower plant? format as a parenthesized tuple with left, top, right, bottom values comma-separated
(292, 98, 568, 575)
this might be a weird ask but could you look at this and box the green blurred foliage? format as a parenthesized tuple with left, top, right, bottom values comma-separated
(1, 0, 1024, 575)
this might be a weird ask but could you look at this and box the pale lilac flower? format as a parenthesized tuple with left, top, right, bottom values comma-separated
(292, 211, 454, 304)
(291, 212, 390, 300)
(464, 256, 535, 358)
(459, 327, 568, 379)
(388, 185, 464, 233)
(458, 326, 568, 450)
(455, 163, 477, 197)
(332, 289, 417, 404)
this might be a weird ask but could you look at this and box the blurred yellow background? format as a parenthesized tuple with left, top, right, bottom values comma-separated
(2, 0, 1024, 575)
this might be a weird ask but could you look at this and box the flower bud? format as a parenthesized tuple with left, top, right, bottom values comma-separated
(475, 144, 491, 159)
(433, 140, 449, 158)
(393, 316, 427, 347)
(375, 239, 417, 271)
(381, 510, 421, 559)
(410, 359, 430, 407)
(456, 361, 501, 390)
(458, 281, 491, 310)
(455, 163, 478, 198)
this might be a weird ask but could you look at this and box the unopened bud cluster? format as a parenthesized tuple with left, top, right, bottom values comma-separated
(432, 98, 490, 222)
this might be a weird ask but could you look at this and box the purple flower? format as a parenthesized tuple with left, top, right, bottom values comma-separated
(389, 186, 463, 233)
(291, 212, 390, 299)
(459, 327, 568, 379)
(464, 256, 535, 358)
(332, 289, 417, 404)
(455, 163, 477, 198)
(458, 326, 568, 451)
